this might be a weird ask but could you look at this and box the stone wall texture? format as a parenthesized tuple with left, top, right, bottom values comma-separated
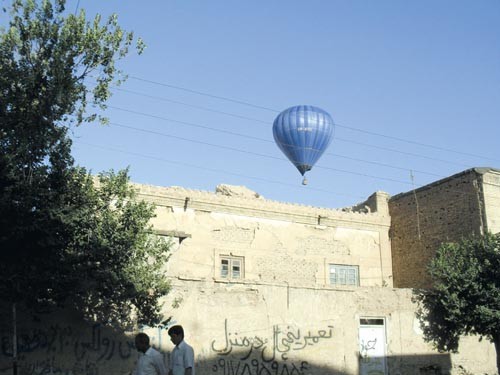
(136, 184, 393, 289)
(1, 170, 499, 375)
(389, 167, 500, 289)
(1, 284, 496, 375)
(136, 180, 494, 375)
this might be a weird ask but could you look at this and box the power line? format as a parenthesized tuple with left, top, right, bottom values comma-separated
(82, 81, 493, 196)
(336, 123, 500, 163)
(327, 153, 444, 178)
(111, 86, 269, 125)
(107, 105, 269, 143)
(73, 140, 499, 202)
(109, 122, 281, 160)
(123, 74, 497, 163)
(106, 104, 467, 174)
(106, 84, 499, 166)
(99, 82, 484, 170)
(128, 75, 278, 113)
(74, 0, 81, 14)
(335, 137, 472, 168)
(73, 140, 364, 200)
(107, 121, 422, 187)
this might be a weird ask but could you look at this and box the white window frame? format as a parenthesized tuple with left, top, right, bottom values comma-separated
(220, 256, 244, 280)
(329, 264, 359, 286)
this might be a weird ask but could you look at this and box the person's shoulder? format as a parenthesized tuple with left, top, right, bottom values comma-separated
(146, 347, 162, 357)
(178, 341, 192, 350)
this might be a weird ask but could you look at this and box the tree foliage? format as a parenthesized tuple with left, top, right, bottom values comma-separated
(0, 0, 170, 328)
(413, 232, 500, 372)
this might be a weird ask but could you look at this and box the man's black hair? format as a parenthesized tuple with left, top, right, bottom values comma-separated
(135, 332, 150, 345)
(168, 325, 184, 337)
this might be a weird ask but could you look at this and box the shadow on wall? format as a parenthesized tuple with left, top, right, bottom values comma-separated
(0, 310, 452, 375)
(0, 308, 139, 375)
(385, 354, 452, 375)
(0, 354, 454, 375)
(199, 350, 452, 375)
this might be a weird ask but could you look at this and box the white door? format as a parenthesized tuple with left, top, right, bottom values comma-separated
(359, 318, 387, 375)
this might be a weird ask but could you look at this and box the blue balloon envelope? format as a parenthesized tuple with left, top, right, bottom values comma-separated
(273, 105, 334, 176)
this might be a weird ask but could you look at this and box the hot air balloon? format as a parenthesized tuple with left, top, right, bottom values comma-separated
(273, 105, 334, 185)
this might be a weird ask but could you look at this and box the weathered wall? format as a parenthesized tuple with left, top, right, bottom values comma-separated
(139, 182, 495, 374)
(162, 281, 496, 375)
(137, 184, 393, 288)
(2, 177, 499, 375)
(0, 309, 138, 375)
(388, 168, 489, 289)
(1, 285, 496, 375)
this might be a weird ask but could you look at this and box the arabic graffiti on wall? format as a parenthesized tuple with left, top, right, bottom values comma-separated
(21, 356, 98, 375)
(211, 319, 334, 375)
(0, 318, 176, 375)
(0, 323, 139, 375)
(212, 358, 309, 375)
(1, 324, 135, 360)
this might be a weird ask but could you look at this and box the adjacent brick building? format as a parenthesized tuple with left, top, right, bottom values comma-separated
(389, 167, 500, 288)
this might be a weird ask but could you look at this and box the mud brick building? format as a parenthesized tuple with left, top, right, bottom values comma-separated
(1, 168, 499, 375)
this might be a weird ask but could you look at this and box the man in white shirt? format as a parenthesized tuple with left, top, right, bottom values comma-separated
(168, 325, 194, 375)
(132, 332, 168, 375)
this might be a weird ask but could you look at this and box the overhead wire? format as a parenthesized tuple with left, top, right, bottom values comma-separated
(128, 75, 278, 112)
(72, 122, 498, 199)
(106, 105, 269, 143)
(107, 121, 423, 187)
(105, 104, 463, 179)
(74, 0, 81, 14)
(81, 145, 498, 214)
(78, 122, 500, 199)
(336, 123, 500, 163)
(78, 78, 498, 200)
(125, 74, 497, 163)
(98, 83, 477, 171)
(88, 80, 479, 172)
(103, 84, 470, 172)
(111, 86, 269, 125)
(327, 153, 445, 178)
(73, 140, 364, 200)
(334, 137, 472, 168)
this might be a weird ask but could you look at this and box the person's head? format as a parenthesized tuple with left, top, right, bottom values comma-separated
(168, 325, 184, 346)
(135, 332, 150, 353)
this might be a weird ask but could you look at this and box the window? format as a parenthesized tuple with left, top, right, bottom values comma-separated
(220, 256, 244, 280)
(360, 318, 384, 326)
(329, 264, 359, 286)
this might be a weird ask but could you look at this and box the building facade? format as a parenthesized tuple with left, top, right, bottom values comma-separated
(0, 169, 498, 375)
(134, 181, 494, 375)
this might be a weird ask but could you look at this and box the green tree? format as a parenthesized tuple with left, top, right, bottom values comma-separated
(414, 232, 500, 374)
(0, 0, 170, 330)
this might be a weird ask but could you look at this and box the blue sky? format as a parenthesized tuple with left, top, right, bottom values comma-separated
(56, 1, 500, 208)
